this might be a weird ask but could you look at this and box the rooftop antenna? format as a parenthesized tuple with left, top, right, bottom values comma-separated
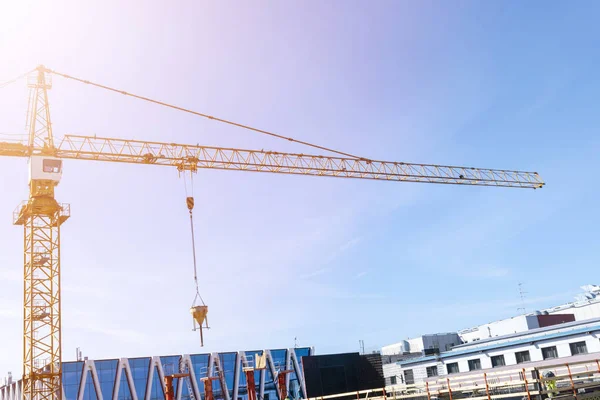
(294, 337, 298, 349)
(517, 283, 527, 314)
(359, 340, 365, 355)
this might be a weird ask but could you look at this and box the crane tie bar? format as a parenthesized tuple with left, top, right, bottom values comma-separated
(45, 67, 365, 160)
(0, 69, 36, 89)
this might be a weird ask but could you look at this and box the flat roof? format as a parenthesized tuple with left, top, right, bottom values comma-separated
(453, 317, 600, 349)
(400, 318, 600, 366)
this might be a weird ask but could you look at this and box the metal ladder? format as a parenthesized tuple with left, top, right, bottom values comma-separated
(179, 358, 196, 400)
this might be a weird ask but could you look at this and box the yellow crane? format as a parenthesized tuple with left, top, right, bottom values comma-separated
(0, 66, 544, 400)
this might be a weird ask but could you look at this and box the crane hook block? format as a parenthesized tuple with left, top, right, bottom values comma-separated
(186, 197, 195, 211)
(190, 305, 209, 346)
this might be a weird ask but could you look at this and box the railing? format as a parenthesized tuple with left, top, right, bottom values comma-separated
(308, 358, 600, 400)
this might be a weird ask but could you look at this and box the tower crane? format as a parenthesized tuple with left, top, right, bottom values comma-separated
(0, 66, 544, 400)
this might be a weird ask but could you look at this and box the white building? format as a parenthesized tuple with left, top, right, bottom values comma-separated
(390, 317, 600, 386)
(460, 285, 600, 342)
(382, 333, 461, 387)
(382, 333, 461, 356)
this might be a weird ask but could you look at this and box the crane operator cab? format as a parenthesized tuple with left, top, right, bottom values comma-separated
(29, 156, 63, 185)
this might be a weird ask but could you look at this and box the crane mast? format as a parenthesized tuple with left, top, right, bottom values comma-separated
(13, 67, 69, 400)
(0, 66, 545, 400)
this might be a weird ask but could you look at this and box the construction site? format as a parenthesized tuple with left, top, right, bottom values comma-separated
(1, 2, 598, 400)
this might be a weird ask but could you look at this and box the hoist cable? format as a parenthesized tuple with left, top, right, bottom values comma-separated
(184, 171, 204, 306)
(46, 67, 364, 159)
(189, 209, 205, 306)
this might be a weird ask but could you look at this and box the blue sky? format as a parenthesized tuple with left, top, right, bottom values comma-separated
(1, 1, 599, 377)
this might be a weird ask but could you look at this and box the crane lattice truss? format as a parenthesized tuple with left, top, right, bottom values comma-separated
(0, 66, 544, 400)
(3, 134, 544, 188)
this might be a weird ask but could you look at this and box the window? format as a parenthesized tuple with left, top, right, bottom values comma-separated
(468, 359, 482, 371)
(43, 159, 62, 173)
(542, 346, 558, 360)
(390, 376, 397, 385)
(515, 351, 531, 364)
(403, 369, 414, 385)
(491, 355, 506, 368)
(570, 341, 588, 355)
(447, 363, 459, 374)
(426, 366, 438, 377)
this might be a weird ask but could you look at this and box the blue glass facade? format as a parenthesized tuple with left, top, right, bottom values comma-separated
(0, 348, 312, 400)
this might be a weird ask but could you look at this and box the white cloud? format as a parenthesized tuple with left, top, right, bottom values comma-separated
(300, 268, 329, 279)
(325, 236, 363, 263)
(340, 237, 362, 252)
(354, 271, 368, 279)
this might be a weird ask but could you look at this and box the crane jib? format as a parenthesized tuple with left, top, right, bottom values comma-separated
(0, 139, 544, 189)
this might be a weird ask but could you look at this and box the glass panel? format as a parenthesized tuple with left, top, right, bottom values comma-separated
(129, 357, 151, 400)
(515, 351, 530, 364)
(271, 350, 288, 399)
(491, 355, 505, 368)
(63, 361, 85, 400)
(264, 359, 276, 400)
(82, 370, 99, 400)
(43, 159, 62, 173)
(447, 363, 459, 374)
(238, 353, 247, 388)
(212, 373, 223, 400)
(149, 365, 165, 400)
(117, 369, 134, 400)
(292, 348, 310, 399)
(403, 370, 414, 385)
(95, 359, 118, 400)
(219, 352, 237, 399)
(180, 376, 191, 400)
(191, 353, 210, 398)
(244, 350, 264, 396)
(468, 359, 481, 371)
(542, 346, 558, 360)
(270, 350, 287, 371)
(161, 356, 182, 399)
(570, 341, 588, 355)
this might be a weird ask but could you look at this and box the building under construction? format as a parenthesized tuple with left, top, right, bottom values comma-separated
(0, 347, 312, 400)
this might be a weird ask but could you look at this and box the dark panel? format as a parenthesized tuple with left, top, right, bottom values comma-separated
(537, 314, 575, 328)
(320, 366, 347, 395)
(359, 354, 384, 389)
(302, 353, 384, 398)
